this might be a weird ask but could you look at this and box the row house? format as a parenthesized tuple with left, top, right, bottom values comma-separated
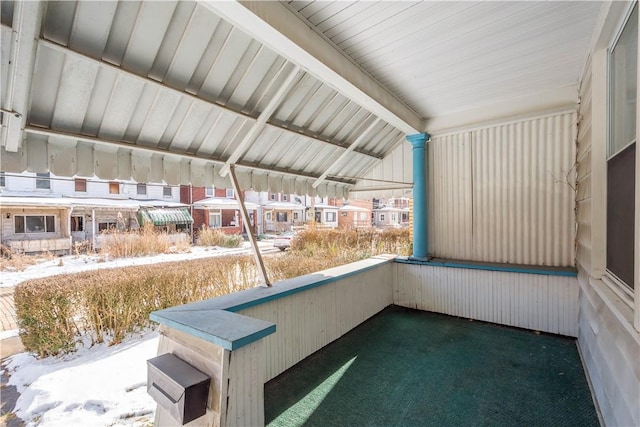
(0, 172, 192, 253)
(179, 185, 258, 236)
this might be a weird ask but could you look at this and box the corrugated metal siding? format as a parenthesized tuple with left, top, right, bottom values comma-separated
(394, 263, 579, 337)
(226, 342, 263, 427)
(429, 111, 577, 267)
(576, 60, 593, 275)
(239, 263, 393, 382)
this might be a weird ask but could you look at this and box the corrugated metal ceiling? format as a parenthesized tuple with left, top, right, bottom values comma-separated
(0, 1, 604, 196)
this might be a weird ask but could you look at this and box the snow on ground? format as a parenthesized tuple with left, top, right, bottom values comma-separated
(1, 241, 277, 426)
(4, 331, 159, 426)
(0, 241, 273, 288)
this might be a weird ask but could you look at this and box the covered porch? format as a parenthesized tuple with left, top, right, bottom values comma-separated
(150, 256, 597, 426)
(1, 1, 638, 426)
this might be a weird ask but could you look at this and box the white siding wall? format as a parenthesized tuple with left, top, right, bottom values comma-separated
(1, 172, 181, 202)
(429, 111, 577, 267)
(238, 262, 394, 382)
(394, 263, 579, 337)
(576, 52, 640, 427)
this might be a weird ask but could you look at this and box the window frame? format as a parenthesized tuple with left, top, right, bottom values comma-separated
(109, 181, 120, 194)
(35, 172, 51, 190)
(326, 211, 336, 222)
(163, 186, 172, 198)
(226, 189, 234, 199)
(206, 187, 214, 197)
(14, 214, 56, 234)
(71, 215, 85, 232)
(605, 3, 638, 297)
(209, 210, 222, 228)
(137, 183, 147, 195)
(0, 171, 5, 187)
(75, 178, 87, 192)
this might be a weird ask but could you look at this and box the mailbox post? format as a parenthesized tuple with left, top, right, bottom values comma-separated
(148, 309, 275, 426)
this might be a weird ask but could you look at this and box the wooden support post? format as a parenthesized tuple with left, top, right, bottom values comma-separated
(228, 165, 271, 287)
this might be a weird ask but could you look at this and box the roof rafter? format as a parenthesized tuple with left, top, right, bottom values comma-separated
(220, 65, 302, 177)
(38, 39, 383, 162)
(200, 0, 423, 134)
(313, 118, 381, 188)
(2, 1, 44, 152)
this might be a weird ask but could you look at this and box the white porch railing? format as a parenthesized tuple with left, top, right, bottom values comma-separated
(149, 256, 579, 426)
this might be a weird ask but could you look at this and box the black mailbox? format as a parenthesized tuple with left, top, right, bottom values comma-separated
(147, 353, 211, 425)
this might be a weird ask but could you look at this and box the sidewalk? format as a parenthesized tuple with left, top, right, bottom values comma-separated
(0, 287, 24, 359)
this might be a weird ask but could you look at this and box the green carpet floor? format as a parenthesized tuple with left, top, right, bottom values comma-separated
(265, 305, 599, 427)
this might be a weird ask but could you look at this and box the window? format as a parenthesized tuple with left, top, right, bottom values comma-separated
(0, 171, 5, 187)
(380, 214, 385, 221)
(137, 183, 147, 195)
(392, 214, 398, 222)
(163, 186, 172, 198)
(36, 172, 50, 190)
(109, 181, 119, 194)
(270, 193, 276, 201)
(71, 216, 84, 232)
(249, 212, 254, 226)
(14, 215, 55, 233)
(98, 222, 116, 232)
(326, 212, 336, 222)
(206, 187, 214, 197)
(293, 212, 299, 220)
(75, 178, 87, 192)
(226, 189, 234, 198)
(282, 194, 288, 202)
(210, 211, 222, 228)
(607, 4, 637, 289)
(277, 212, 287, 222)
(266, 212, 272, 221)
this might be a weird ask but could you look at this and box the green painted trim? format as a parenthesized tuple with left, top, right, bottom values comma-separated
(150, 257, 394, 350)
(395, 257, 577, 277)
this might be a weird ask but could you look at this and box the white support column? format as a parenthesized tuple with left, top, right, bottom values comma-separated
(3, 1, 44, 151)
(220, 65, 302, 177)
(228, 165, 271, 287)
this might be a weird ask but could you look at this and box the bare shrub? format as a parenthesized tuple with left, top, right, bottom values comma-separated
(197, 227, 243, 248)
(15, 279, 80, 357)
(14, 227, 409, 357)
(0, 247, 39, 272)
(99, 224, 175, 258)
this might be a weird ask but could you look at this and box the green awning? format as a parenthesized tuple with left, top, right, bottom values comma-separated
(138, 208, 194, 226)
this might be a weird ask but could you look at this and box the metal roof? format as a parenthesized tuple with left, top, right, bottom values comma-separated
(138, 208, 194, 226)
(0, 1, 603, 196)
(192, 197, 259, 210)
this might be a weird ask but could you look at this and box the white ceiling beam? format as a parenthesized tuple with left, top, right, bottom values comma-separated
(199, 1, 423, 135)
(220, 65, 302, 177)
(3, 1, 44, 152)
(313, 118, 381, 188)
(24, 126, 354, 186)
(39, 39, 381, 162)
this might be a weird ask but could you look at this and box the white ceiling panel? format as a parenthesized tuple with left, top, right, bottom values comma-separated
(287, 1, 603, 119)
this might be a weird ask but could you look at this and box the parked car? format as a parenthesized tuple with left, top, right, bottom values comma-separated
(273, 231, 294, 251)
